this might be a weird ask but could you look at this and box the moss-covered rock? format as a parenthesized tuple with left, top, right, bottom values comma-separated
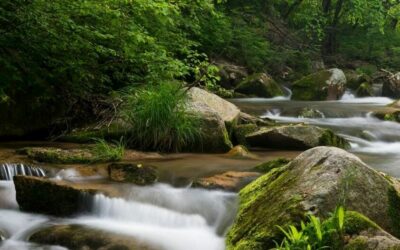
(108, 163, 158, 185)
(235, 73, 284, 98)
(382, 72, 400, 99)
(226, 147, 400, 249)
(292, 68, 347, 101)
(245, 124, 350, 150)
(356, 82, 374, 97)
(253, 158, 290, 173)
(192, 171, 260, 192)
(345, 70, 371, 90)
(29, 225, 155, 250)
(18, 146, 122, 164)
(216, 60, 248, 89)
(372, 101, 400, 123)
(298, 108, 325, 118)
(232, 124, 259, 146)
(13, 176, 96, 216)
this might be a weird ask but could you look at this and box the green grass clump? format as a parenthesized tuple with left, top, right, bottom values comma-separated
(121, 83, 202, 152)
(91, 138, 125, 162)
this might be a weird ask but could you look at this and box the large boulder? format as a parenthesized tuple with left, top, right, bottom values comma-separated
(382, 72, 400, 98)
(235, 73, 284, 98)
(245, 124, 350, 150)
(226, 147, 400, 249)
(187, 87, 240, 127)
(186, 101, 233, 152)
(292, 68, 347, 101)
(108, 163, 158, 185)
(30, 225, 155, 250)
(372, 100, 400, 123)
(356, 82, 374, 97)
(13, 176, 117, 216)
(192, 171, 260, 192)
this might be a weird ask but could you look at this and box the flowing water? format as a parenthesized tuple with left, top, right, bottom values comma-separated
(1, 90, 399, 249)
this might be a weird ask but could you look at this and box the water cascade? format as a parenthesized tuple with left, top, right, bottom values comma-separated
(0, 163, 46, 181)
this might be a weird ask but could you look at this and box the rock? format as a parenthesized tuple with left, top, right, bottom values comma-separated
(225, 145, 257, 159)
(216, 60, 248, 89)
(245, 124, 350, 150)
(292, 68, 347, 101)
(382, 72, 400, 98)
(232, 124, 259, 146)
(13, 176, 117, 216)
(372, 101, 400, 123)
(108, 163, 158, 185)
(235, 73, 284, 98)
(18, 147, 97, 164)
(29, 225, 155, 250)
(356, 82, 374, 97)
(192, 171, 260, 192)
(226, 147, 400, 249)
(346, 227, 400, 250)
(238, 112, 274, 127)
(253, 158, 291, 173)
(187, 87, 240, 127)
(186, 101, 233, 152)
(298, 108, 325, 118)
(0, 229, 5, 241)
(345, 70, 371, 90)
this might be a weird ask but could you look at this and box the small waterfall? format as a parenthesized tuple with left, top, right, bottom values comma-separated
(0, 163, 46, 180)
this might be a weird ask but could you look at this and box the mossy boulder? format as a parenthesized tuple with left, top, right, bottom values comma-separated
(235, 73, 284, 98)
(14, 176, 95, 216)
(108, 163, 158, 185)
(382, 72, 400, 99)
(29, 225, 155, 250)
(372, 101, 400, 123)
(225, 145, 257, 159)
(232, 124, 259, 146)
(345, 70, 371, 90)
(253, 158, 291, 173)
(226, 147, 400, 249)
(192, 171, 260, 192)
(356, 82, 374, 97)
(245, 124, 350, 150)
(292, 68, 347, 101)
(216, 60, 248, 89)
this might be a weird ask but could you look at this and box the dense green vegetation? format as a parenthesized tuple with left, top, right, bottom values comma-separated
(1, 0, 399, 149)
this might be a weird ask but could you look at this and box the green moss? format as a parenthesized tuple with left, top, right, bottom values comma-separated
(344, 237, 369, 250)
(356, 82, 373, 97)
(253, 158, 290, 173)
(226, 166, 306, 250)
(388, 187, 400, 237)
(319, 129, 351, 149)
(292, 70, 332, 101)
(344, 211, 380, 235)
(235, 73, 284, 98)
(233, 124, 258, 146)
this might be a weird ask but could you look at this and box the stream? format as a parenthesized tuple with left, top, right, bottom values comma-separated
(0, 91, 399, 250)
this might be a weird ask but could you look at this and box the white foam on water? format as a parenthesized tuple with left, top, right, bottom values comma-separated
(339, 90, 393, 105)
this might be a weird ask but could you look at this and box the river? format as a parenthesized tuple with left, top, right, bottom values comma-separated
(0, 91, 398, 249)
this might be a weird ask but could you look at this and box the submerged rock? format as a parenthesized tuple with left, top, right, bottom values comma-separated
(30, 225, 155, 250)
(192, 171, 260, 192)
(18, 147, 96, 164)
(245, 124, 350, 150)
(226, 147, 400, 249)
(225, 145, 257, 159)
(13, 176, 117, 216)
(298, 108, 325, 118)
(292, 68, 347, 101)
(235, 73, 284, 98)
(108, 163, 158, 185)
(14, 176, 93, 216)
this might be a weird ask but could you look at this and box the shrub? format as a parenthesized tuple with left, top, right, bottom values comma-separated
(121, 83, 202, 152)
